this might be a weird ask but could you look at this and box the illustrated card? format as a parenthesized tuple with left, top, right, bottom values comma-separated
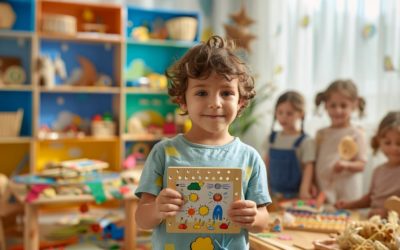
(166, 167, 242, 234)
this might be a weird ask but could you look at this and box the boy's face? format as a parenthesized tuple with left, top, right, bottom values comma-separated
(324, 92, 356, 128)
(181, 72, 242, 137)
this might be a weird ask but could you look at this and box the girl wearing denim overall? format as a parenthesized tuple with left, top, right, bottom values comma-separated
(264, 91, 316, 199)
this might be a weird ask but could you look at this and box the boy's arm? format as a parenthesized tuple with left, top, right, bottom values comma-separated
(135, 188, 184, 230)
(135, 193, 163, 230)
(249, 206, 269, 233)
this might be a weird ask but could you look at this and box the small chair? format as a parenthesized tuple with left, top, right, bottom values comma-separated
(0, 174, 23, 250)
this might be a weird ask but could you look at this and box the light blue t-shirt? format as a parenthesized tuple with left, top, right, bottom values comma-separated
(135, 134, 271, 250)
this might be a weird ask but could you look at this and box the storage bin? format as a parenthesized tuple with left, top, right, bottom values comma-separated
(166, 17, 197, 41)
(0, 109, 23, 137)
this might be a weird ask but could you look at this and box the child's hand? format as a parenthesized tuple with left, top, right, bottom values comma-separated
(334, 200, 347, 209)
(228, 200, 258, 229)
(368, 208, 387, 218)
(333, 160, 347, 173)
(299, 188, 312, 200)
(155, 188, 184, 219)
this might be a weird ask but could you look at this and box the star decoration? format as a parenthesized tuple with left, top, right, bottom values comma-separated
(224, 24, 256, 52)
(230, 5, 254, 27)
(224, 4, 256, 53)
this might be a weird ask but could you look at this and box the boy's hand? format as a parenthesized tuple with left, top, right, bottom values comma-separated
(155, 188, 183, 219)
(228, 200, 258, 229)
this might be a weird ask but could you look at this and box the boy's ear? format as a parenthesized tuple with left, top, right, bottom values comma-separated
(180, 103, 187, 112)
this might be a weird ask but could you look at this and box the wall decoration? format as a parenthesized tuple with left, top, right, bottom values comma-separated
(167, 167, 242, 234)
(224, 5, 256, 52)
(362, 24, 376, 39)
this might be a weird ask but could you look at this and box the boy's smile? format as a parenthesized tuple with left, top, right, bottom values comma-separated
(182, 72, 242, 144)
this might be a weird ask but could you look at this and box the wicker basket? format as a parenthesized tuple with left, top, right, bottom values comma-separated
(166, 17, 197, 41)
(0, 109, 23, 137)
(42, 14, 77, 35)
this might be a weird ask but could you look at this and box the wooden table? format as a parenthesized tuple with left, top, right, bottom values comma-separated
(10, 182, 138, 250)
(250, 230, 332, 250)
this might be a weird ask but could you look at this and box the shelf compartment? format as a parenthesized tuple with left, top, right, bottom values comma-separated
(39, 93, 119, 137)
(125, 94, 177, 134)
(39, 40, 121, 87)
(0, 143, 30, 176)
(38, 0, 122, 37)
(0, 36, 33, 86)
(0, 91, 33, 137)
(35, 139, 120, 172)
(125, 43, 188, 75)
(2, 0, 35, 32)
(126, 6, 201, 42)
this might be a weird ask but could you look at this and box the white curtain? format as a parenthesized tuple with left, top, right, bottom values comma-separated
(218, 0, 400, 149)
(209, 0, 400, 192)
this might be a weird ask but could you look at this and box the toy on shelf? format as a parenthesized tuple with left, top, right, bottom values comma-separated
(166, 167, 242, 233)
(0, 57, 26, 86)
(162, 113, 176, 135)
(91, 113, 116, 138)
(0, 3, 16, 29)
(37, 54, 67, 88)
(81, 8, 107, 34)
(39, 158, 109, 179)
(65, 55, 112, 87)
(165, 17, 198, 42)
(270, 218, 282, 232)
(42, 14, 77, 35)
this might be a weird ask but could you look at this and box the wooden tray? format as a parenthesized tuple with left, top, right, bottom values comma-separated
(313, 239, 339, 250)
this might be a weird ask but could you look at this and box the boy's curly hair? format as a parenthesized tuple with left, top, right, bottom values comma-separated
(166, 35, 255, 115)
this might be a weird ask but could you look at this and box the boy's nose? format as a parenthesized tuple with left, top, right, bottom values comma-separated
(208, 96, 222, 109)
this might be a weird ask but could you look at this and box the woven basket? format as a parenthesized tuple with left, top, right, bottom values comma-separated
(0, 109, 23, 137)
(42, 14, 77, 35)
(166, 17, 197, 41)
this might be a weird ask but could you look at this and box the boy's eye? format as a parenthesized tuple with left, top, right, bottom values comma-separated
(195, 90, 207, 96)
(221, 91, 234, 97)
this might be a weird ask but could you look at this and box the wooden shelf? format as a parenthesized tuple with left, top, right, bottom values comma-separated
(125, 87, 168, 95)
(40, 86, 120, 94)
(39, 32, 122, 44)
(122, 133, 175, 141)
(126, 38, 197, 48)
(0, 31, 34, 38)
(0, 85, 33, 92)
(0, 137, 32, 144)
(37, 136, 119, 142)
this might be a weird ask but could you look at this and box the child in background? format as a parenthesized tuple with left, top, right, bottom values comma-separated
(264, 91, 316, 199)
(135, 36, 271, 250)
(314, 79, 367, 204)
(335, 111, 400, 218)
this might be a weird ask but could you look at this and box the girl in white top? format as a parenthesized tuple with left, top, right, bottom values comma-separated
(314, 79, 367, 204)
(335, 111, 400, 218)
